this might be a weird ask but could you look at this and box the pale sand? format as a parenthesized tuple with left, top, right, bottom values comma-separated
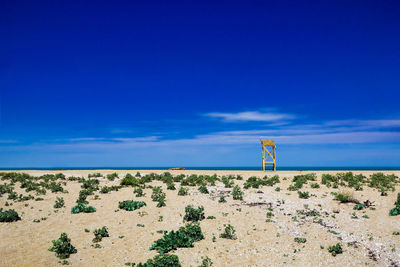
(1, 170, 400, 267)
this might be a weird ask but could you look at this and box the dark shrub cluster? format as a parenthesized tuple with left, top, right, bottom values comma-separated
(106, 173, 118, 181)
(244, 175, 280, 189)
(0, 208, 21, 222)
(183, 205, 205, 222)
(151, 186, 166, 207)
(220, 224, 236, 239)
(48, 233, 77, 259)
(178, 186, 189, 196)
(118, 200, 146, 211)
(232, 185, 243, 200)
(135, 254, 181, 267)
(93, 226, 109, 243)
(149, 223, 204, 253)
(54, 197, 65, 208)
(288, 173, 316, 191)
(71, 203, 96, 214)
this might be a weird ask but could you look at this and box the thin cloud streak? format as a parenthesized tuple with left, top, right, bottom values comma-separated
(205, 111, 294, 122)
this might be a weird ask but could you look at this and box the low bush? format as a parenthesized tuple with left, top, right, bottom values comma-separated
(134, 187, 145, 197)
(288, 173, 316, 191)
(198, 184, 209, 194)
(232, 185, 243, 200)
(106, 173, 118, 181)
(48, 233, 77, 259)
(118, 200, 146, 211)
(0, 209, 21, 222)
(310, 183, 320, 188)
(244, 175, 280, 189)
(100, 185, 120, 194)
(218, 196, 226, 203)
(220, 224, 236, 239)
(54, 197, 65, 208)
(333, 191, 358, 203)
(178, 186, 189, 196)
(120, 174, 140, 186)
(151, 186, 166, 207)
(298, 191, 310, 199)
(199, 256, 213, 267)
(368, 173, 398, 191)
(71, 203, 96, 214)
(149, 223, 204, 253)
(328, 243, 343, 256)
(294, 237, 307, 243)
(93, 226, 109, 243)
(221, 176, 234, 188)
(88, 173, 102, 178)
(184, 205, 205, 222)
(135, 254, 181, 267)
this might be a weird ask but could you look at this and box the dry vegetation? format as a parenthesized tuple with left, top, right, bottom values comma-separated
(0, 170, 400, 266)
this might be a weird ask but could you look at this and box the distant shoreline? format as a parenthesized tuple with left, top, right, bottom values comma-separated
(1, 166, 399, 171)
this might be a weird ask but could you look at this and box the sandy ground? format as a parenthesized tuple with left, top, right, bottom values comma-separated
(1, 170, 400, 267)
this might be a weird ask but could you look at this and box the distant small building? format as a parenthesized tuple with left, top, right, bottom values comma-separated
(261, 140, 276, 171)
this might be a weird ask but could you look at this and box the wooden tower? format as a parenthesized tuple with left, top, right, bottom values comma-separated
(261, 140, 276, 171)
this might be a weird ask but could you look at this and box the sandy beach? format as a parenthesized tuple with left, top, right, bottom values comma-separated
(1, 170, 400, 267)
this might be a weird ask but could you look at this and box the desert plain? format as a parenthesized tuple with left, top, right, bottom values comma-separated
(0, 169, 400, 267)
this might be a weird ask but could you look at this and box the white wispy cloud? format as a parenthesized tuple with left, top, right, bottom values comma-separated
(205, 111, 294, 122)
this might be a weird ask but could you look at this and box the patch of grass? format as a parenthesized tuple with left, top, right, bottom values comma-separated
(0, 208, 21, 222)
(232, 185, 243, 200)
(288, 173, 316, 191)
(198, 184, 209, 194)
(178, 186, 189, 196)
(333, 191, 358, 203)
(71, 203, 96, 214)
(220, 224, 236, 240)
(93, 226, 109, 243)
(198, 256, 213, 267)
(54, 197, 65, 209)
(88, 173, 102, 178)
(184, 205, 205, 222)
(135, 254, 182, 267)
(151, 186, 166, 207)
(118, 200, 146, 211)
(120, 174, 140, 186)
(134, 187, 145, 197)
(298, 191, 310, 199)
(328, 243, 343, 256)
(106, 173, 118, 181)
(218, 196, 226, 203)
(48, 233, 77, 259)
(149, 222, 204, 253)
(243, 175, 280, 189)
(368, 173, 398, 191)
(294, 237, 307, 243)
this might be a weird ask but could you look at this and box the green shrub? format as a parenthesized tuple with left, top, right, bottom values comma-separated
(136, 254, 181, 267)
(0, 209, 21, 222)
(333, 191, 356, 203)
(232, 185, 243, 200)
(328, 243, 343, 256)
(48, 233, 77, 259)
(198, 256, 213, 267)
(178, 186, 189, 196)
(368, 173, 398, 191)
(220, 224, 236, 239)
(100, 185, 120, 194)
(244, 175, 280, 189)
(184, 205, 205, 222)
(294, 237, 307, 243)
(395, 193, 400, 206)
(134, 187, 145, 197)
(218, 196, 226, 203)
(120, 174, 140, 186)
(93, 226, 109, 243)
(106, 173, 118, 181)
(151, 186, 166, 207)
(198, 184, 209, 194)
(298, 191, 310, 199)
(71, 203, 96, 214)
(81, 179, 100, 191)
(149, 223, 204, 253)
(76, 189, 93, 204)
(88, 173, 102, 178)
(166, 182, 176, 190)
(353, 204, 365, 210)
(54, 197, 65, 208)
(310, 183, 320, 188)
(288, 173, 316, 191)
(389, 206, 400, 216)
(118, 200, 146, 211)
(221, 176, 234, 188)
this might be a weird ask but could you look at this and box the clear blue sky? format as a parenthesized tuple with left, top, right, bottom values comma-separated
(1, 0, 400, 167)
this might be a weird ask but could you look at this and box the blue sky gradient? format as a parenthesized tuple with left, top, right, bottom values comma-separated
(1, 0, 400, 167)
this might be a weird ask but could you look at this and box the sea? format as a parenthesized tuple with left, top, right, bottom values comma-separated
(0, 167, 399, 171)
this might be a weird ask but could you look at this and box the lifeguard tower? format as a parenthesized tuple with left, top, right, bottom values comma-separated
(261, 140, 276, 171)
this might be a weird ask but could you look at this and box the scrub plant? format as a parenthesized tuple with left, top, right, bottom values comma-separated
(54, 197, 65, 208)
(232, 185, 243, 200)
(0, 208, 21, 222)
(178, 186, 189, 196)
(118, 200, 146, 211)
(48, 233, 77, 259)
(93, 226, 109, 243)
(220, 224, 236, 240)
(184, 205, 205, 222)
